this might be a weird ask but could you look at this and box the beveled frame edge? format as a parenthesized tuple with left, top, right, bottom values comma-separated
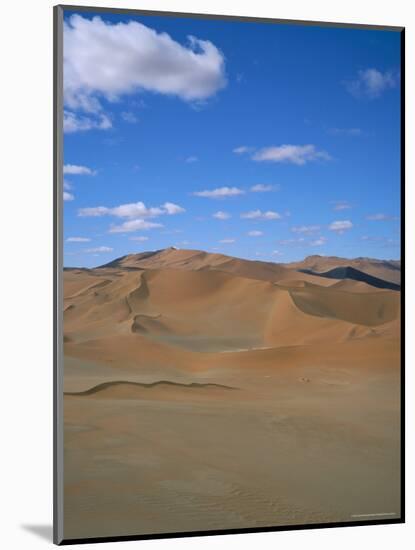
(53, 4, 64, 545)
(53, 5, 405, 545)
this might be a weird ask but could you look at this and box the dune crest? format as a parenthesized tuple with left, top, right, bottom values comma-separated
(65, 379, 238, 400)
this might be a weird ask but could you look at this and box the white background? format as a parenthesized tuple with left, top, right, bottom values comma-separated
(1, 0, 412, 548)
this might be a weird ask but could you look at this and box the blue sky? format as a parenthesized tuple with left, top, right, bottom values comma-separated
(62, 10, 401, 268)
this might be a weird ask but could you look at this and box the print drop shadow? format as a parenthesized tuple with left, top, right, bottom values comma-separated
(21, 524, 53, 542)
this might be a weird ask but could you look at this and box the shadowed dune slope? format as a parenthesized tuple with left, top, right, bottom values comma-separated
(287, 255, 401, 285)
(299, 266, 400, 291)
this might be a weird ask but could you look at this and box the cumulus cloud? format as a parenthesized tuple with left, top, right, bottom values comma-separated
(78, 201, 185, 218)
(361, 235, 400, 248)
(233, 146, 252, 154)
(250, 184, 276, 192)
(241, 210, 281, 220)
(213, 211, 231, 220)
(277, 237, 305, 246)
(63, 191, 74, 201)
(109, 219, 163, 233)
(252, 144, 330, 165)
(329, 220, 353, 233)
(63, 164, 96, 175)
(291, 225, 320, 234)
(271, 250, 283, 257)
(63, 14, 226, 125)
(332, 200, 352, 211)
(162, 202, 186, 215)
(310, 237, 327, 246)
(64, 110, 112, 133)
(345, 68, 398, 99)
(193, 187, 245, 199)
(86, 246, 113, 253)
(248, 230, 263, 237)
(219, 238, 236, 244)
(366, 213, 398, 221)
(66, 237, 91, 242)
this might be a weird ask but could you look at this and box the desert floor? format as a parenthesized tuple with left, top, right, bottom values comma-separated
(62, 250, 401, 540)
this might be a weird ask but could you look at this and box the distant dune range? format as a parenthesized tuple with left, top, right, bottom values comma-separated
(299, 266, 400, 291)
(63, 249, 401, 539)
(287, 254, 401, 285)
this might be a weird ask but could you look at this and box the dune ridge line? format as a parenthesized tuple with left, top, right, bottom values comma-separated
(64, 379, 238, 396)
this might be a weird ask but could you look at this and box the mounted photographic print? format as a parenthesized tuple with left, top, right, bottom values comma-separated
(54, 5, 405, 545)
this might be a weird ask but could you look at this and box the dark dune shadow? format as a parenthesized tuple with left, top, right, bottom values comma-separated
(21, 524, 53, 542)
(299, 266, 400, 291)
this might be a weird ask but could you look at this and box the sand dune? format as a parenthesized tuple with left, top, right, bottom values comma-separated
(99, 247, 337, 286)
(64, 262, 399, 353)
(299, 266, 400, 291)
(98, 248, 401, 287)
(287, 254, 401, 285)
(63, 249, 401, 539)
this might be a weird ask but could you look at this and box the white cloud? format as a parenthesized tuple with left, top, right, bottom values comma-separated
(277, 237, 305, 246)
(78, 201, 184, 218)
(66, 237, 91, 242)
(361, 235, 400, 248)
(252, 144, 330, 165)
(332, 200, 352, 211)
(310, 237, 328, 246)
(162, 202, 186, 215)
(64, 110, 112, 133)
(241, 210, 281, 220)
(121, 111, 138, 123)
(63, 191, 74, 201)
(248, 230, 263, 237)
(250, 184, 276, 192)
(78, 206, 109, 217)
(213, 211, 231, 220)
(329, 220, 353, 234)
(110, 202, 163, 218)
(109, 219, 163, 233)
(130, 236, 149, 241)
(193, 186, 245, 198)
(361, 235, 383, 242)
(366, 213, 398, 221)
(63, 164, 96, 175)
(233, 146, 252, 154)
(219, 238, 236, 244)
(185, 156, 198, 163)
(64, 14, 226, 121)
(345, 68, 398, 99)
(291, 225, 320, 234)
(271, 250, 283, 257)
(63, 180, 72, 190)
(86, 246, 113, 253)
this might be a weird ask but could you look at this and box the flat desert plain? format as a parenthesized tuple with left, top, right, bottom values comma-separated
(63, 248, 401, 539)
